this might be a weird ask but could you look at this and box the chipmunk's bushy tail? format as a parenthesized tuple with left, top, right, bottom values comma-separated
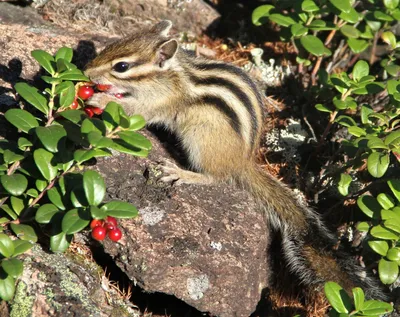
(237, 164, 387, 300)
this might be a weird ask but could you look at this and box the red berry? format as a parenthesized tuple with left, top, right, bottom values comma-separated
(90, 219, 104, 229)
(105, 223, 115, 231)
(96, 84, 111, 92)
(92, 226, 106, 241)
(70, 99, 79, 109)
(91, 107, 103, 115)
(106, 216, 118, 227)
(108, 228, 122, 242)
(84, 107, 94, 117)
(78, 85, 94, 100)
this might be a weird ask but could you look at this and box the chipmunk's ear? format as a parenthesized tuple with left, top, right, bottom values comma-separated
(157, 39, 178, 67)
(152, 20, 173, 37)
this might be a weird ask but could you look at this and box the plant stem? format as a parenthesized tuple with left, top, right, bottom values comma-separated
(311, 56, 323, 86)
(318, 110, 338, 145)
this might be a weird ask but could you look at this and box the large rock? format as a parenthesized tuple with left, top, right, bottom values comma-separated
(0, 8, 271, 316)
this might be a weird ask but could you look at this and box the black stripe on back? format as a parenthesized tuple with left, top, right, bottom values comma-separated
(199, 95, 242, 137)
(188, 72, 258, 147)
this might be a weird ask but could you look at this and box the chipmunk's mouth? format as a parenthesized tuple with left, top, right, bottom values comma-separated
(93, 83, 130, 99)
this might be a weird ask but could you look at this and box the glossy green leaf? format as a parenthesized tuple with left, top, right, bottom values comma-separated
(35, 204, 60, 224)
(59, 110, 86, 124)
(14, 82, 49, 115)
(357, 221, 370, 232)
(302, 0, 319, 12)
(59, 81, 75, 108)
(1, 205, 17, 220)
(367, 137, 388, 150)
(385, 64, 400, 77)
(339, 7, 360, 23)
(81, 118, 107, 136)
(340, 25, 360, 38)
(50, 231, 72, 253)
(36, 179, 47, 192)
(10, 196, 24, 215)
(102, 102, 121, 131)
(329, 0, 351, 13)
(3, 149, 23, 165)
(4, 109, 39, 133)
(360, 299, 393, 315)
(2, 259, 23, 278)
(1, 174, 28, 196)
(57, 69, 89, 81)
(367, 152, 389, 178)
(300, 35, 327, 56)
(335, 115, 356, 127)
(252, 5, 274, 26)
(352, 287, 364, 311)
(117, 131, 152, 151)
(352, 60, 369, 82)
(101, 200, 138, 218)
(384, 0, 399, 9)
(291, 23, 308, 37)
(0, 273, 15, 301)
(61, 208, 90, 234)
(324, 282, 351, 313)
(12, 240, 33, 256)
(388, 180, 400, 203)
(377, 193, 395, 210)
(315, 104, 332, 113)
(36, 125, 67, 153)
(17, 137, 32, 149)
(10, 223, 38, 243)
(361, 105, 373, 124)
(358, 195, 383, 218)
(374, 10, 394, 21)
(269, 13, 296, 27)
(370, 225, 398, 240)
(0, 234, 14, 258)
(83, 170, 105, 206)
(387, 248, 400, 261)
(384, 219, 400, 233)
(47, 187, 65, 210)
(385, 131, 400, 147)
(382, 31, 397, 49)
(347, 126, 366, 137)
(70, 186, 88, 208)
(110, 140, 149, 157)
(31, 49, 55, 75)
(33, 149, 57, 181)
(368, 240, 389, 256)
(378, 258, 398, 284)
(73, 148, 112, 164)
(347, 38, 369, 53)
(338, 173, 352, 196)
(55, 47, 73, 62)
(90, 205, 107, 219)
(87, 131, 113, 148)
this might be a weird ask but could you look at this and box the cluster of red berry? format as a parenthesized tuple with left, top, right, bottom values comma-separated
(71, 85, 103, 118)
(90, 216, 122, 242)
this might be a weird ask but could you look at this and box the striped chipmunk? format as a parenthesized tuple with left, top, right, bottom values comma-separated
(84, 21, 387, 300)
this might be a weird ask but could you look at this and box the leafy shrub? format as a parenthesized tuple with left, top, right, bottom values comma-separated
(0, 47, 150, 300)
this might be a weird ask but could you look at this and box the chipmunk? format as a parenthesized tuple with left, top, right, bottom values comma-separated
(84, 21, 387, 301)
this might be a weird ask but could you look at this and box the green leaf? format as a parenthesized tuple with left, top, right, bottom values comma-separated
(73, 148, 112, 164)
(83, 170, 105, 206)
(57, 69, 89, 81)
(347, 126, 366, 137)
(315, 104, 332, 113)
(338, 173, 352, 196)
(103, 102, 121, 131)
(110, 139, 149, 157)
(36, 179, 47, 192)
(10, 224, 38, 243)
(61, 208, 90, 234)
(35, 125, 67, 153)
(361, 105, 373, 124)
(90, 205, 107, 219)
(384, 219, 400, 233)
(117, 131, 152, 151)
(47, 187, 65, 210)
(0, 273, 15, 301)
(300, 35, 327, 57)
(291, 23, 308, 37)
(387, 248, 400, 261)
(335, 115, 356, 127)
(358, 195, 383, 218)
(10, 196, 24, 216)
(384, 0, 399, 9)
(329, 0, 351, 13)
(352, 60, 369, 82)
(0, 234, 14, 258)
(2, 259, 23, 278)
(370, 225, 398, 240)
(367, 152, 389, 178)
(388, 180, 400, 203)
(81, 118, 107, 136)
(59, 81, 75, 108)
(357, 221, 370, 232)
(3, 150, 24, 165)
(347, 38, 369, 53)
(352, 287, 364, 311)
(101, 200, 138, 218)
(17, 137, 32, 149)
(367, 136, 388, 150)
(35, 204, 60, 224)
(368, 240, 389, 256)
(50, 231, 72, 253)
(34, 149, 58, 181)
(339, 7, 361, 23)
(4, 109, 39, 133)
(14, 82, 49, 115)
(252, 5, 274, 26)
(361, 300, 393, 315)
(1, 205, 17, 221)
(302, 0, 319, 12)
(70, 186, 88, 208)
(378, 258, 398, 284)
(374, 10, 394, 22)
(59, 109, 86, 124)
(12, 240, 33, 256)
(385, 130, 400, 147)
(340, 25, 360, 38)
(55, 47, 73, 62)
(385, 64, 400, 77)
(31, 49, 55, 75)
(382, 31, 397, 49)
(377, 193, 395, 210)
(324, 282, 351, 313)
(1, 174, 28, 196)
(269, 13, 297, 27)
(87, 131, 113, 148)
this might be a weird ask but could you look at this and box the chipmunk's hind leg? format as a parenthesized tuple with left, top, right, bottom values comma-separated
(159, 160, 214, 185)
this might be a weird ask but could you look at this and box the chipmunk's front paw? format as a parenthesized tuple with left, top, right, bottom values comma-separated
(86, 93, 116, 109)
(159, 160, 214, 186)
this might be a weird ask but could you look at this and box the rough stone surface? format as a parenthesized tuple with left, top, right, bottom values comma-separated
(0, 9, 271, 317)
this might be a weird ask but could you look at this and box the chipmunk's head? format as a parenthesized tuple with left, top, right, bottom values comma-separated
(84, 20, 179, 94)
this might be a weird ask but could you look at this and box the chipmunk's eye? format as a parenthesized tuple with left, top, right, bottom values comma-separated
(113, 62, 130, 73)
